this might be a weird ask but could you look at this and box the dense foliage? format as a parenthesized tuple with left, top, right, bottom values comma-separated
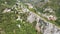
(0, 0, 37, 34)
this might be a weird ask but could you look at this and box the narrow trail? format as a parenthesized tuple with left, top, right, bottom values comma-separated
(29, 8, 60, 29)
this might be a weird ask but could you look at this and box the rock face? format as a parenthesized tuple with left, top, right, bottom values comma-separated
(42, 23, 60, 34)
(27, 12, 36, 23)
(40, 21, 60, 34)
(27, 12, 60, 34)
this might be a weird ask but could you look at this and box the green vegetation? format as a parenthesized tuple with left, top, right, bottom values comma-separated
(0, 10, 37, 34)
(0, 0, 37, 34)
(0, 0, 60, 34)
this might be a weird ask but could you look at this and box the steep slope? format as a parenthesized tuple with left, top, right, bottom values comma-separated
(0, 0, 60, 34)
(19, 0, 60, 26)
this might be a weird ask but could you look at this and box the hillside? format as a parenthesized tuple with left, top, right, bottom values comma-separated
(0, 0, 60, 34)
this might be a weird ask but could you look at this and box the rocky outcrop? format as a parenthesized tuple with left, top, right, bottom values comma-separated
(27, 11, 60, 34)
